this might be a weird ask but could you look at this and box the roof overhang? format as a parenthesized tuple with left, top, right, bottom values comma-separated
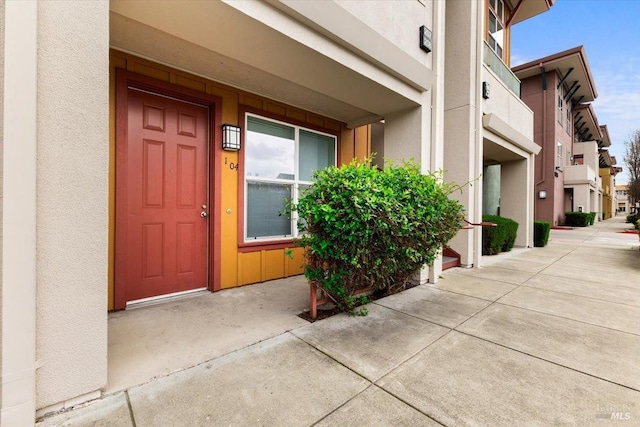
(507, 0, 555, 25)
(512, 46, 597, 104)
(599, 124, 612, 147)
(573, 103, 601, 143)
(109, 0, 423, 128)
(599, 149, 612, 168)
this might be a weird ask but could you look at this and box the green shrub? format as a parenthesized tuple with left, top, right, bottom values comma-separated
(588, 212, 597, 225)
(565, 212, 590, 227)
(292, 159, 465, 313)
(533, 220, 551, 247)
(627, 213, 639, 224)
(482, 215, 518, 255)
(636, 219, 640, 231)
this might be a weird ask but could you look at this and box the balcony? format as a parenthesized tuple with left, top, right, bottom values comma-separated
(483, 42, 521, 97)
(564, 165, 597, 187)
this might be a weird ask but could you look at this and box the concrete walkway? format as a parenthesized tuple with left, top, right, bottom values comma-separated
(38, 216, 640, 426)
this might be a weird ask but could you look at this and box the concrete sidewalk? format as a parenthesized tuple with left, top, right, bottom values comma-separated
(38, 216, 640, 426)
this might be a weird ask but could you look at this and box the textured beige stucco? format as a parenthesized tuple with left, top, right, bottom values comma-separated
(335, 0, 434, 68)
(2, 1, 38, 424)
(0, 0, 5, 412)
(443, 0, 482, 266)
(35, 1, 109, 409)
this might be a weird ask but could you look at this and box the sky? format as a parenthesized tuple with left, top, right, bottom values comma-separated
(511, 0, 640, 184)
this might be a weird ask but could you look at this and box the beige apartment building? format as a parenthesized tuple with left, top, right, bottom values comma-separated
(1, 1, 553, 423)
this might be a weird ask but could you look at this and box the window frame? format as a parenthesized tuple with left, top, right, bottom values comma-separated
(487, 0, 509, 62)
(240, 112, 338, 246)
(557, 85, 564, 126)
(556, 141, 563, 171)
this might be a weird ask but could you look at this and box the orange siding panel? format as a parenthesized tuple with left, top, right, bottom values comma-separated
(130, 62, 171, 82)
(240, 252, 261, 285)
(287, 109, 306, 122)
(175, 74, 207, 93)
(354, 125, 370, 161)
(240, 94, 263, 110)
(264, 250, 285, 281)
(286, 247, 306, 276)
(339, 128, 355, 165)
(265, 102, 286, 117)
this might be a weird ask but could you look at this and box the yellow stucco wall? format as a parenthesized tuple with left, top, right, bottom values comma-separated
(108, 51, 370, 310)
(600, 168, 614, 220)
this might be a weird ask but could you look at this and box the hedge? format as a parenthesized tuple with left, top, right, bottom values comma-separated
(588, 212, 597, 225)
(626, 213, 639, 225)
(293, 159, 465, 313)
(565, 212, 590, 227)
(533, 220, 551, 247)
(482, 215, 519, 255)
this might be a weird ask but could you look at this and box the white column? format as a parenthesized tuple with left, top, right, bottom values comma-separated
(428, 0, 446, 284)
(1, 1, 38, 425)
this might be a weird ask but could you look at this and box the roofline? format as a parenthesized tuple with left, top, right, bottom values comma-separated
(512, 46, 598, 99)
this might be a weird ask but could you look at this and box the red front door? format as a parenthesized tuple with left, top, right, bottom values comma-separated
(119, 88, 209, 304)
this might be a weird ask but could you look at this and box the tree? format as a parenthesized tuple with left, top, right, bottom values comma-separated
(623, 129, 640, 208)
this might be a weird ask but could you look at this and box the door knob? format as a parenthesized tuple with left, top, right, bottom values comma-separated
(201, 211, 208, 218)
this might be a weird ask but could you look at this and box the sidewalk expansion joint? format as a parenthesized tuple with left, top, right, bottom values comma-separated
(452, 329, 640, 393)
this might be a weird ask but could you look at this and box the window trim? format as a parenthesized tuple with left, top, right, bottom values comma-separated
(486, 0, 510, 63)
(556, 141, 563, 171)
(557, 84, 564, 126)
(236, 106, 340, 251)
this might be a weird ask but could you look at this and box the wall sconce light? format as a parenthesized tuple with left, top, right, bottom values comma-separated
(222, 124, 241, 151)
(419, 25, 432, 53)
(539, 190, 547, 199)
(482, 81, 491, 99)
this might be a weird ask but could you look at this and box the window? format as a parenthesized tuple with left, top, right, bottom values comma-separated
(556, 141, 563, 171)
(557, 86, 564, 126)
(488, 0, 506, 60)
(244, 114, 336, 242)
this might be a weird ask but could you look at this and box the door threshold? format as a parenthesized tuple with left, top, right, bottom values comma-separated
(126, 287, 209, 309)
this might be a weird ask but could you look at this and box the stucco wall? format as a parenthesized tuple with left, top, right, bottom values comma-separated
(481, 66, 534, 140)
(0, 0, 5, 410)
(443, 0, 482, 267)
(36, 1, 109, 409)
(521, 73, 569, 224)
(336, 0, 434, 68)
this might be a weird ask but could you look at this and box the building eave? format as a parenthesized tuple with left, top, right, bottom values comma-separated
(512, 46, 598, 104)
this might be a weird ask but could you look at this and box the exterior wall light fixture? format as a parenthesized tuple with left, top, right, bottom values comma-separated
(419, 25, 432, 53)
(539, 190, 547, 199)
(222, 124, 241, 151)
(482, 82, 491, 99)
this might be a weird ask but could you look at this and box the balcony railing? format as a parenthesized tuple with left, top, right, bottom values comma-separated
(483, 42, 521, 97)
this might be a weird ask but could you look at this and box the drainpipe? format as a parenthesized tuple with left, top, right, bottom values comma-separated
(473, 0, 484, 268)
